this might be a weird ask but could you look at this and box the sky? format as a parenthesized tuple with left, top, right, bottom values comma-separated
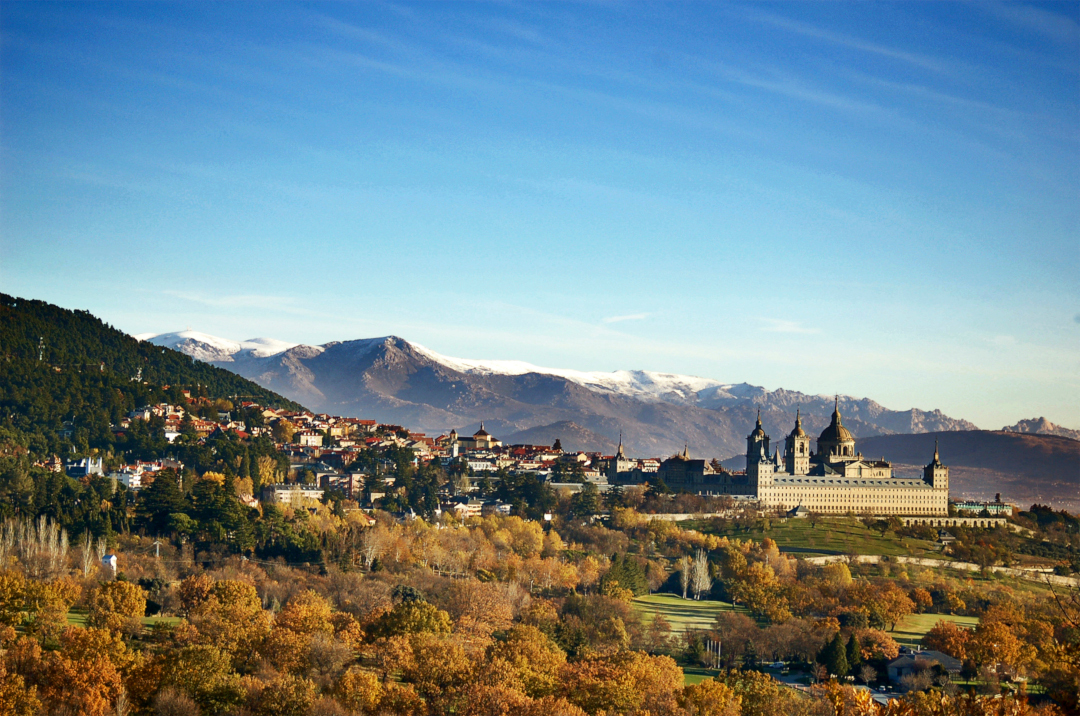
(1, 2, 1078, 430)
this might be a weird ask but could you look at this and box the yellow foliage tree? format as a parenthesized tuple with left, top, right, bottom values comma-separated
(0, 661, 41, 716)
(336, 667, 383, 713)
(560, 651, 683, 715)
(677, 678, 742, 716)
(189, 580, 271, 668)
(487, 625, 567, 698)
(87, 580, 146, 633)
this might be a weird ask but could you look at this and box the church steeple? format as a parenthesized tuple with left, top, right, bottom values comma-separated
(616, 432, 625, 458)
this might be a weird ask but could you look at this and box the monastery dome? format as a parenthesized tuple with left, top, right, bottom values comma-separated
(817, 401, 854, 444)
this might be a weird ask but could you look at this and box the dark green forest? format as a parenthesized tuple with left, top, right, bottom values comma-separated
(0, 295, 311, 555)
(0, 293, 302, 459)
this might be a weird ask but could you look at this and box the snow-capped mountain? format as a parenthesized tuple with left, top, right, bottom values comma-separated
(137, 330, 979, 458)
(135, 330, 304, 362)
(410, 344, 764, 407)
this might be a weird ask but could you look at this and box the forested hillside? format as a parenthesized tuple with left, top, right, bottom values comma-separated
(0, 294, 303, 458)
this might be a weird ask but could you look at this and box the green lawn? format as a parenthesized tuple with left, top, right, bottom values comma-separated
(682, 666, 715, 685)
(686, 517, 942, 558)
(890, 612, 979, 648)
(66, 609, 181, 628)
(633, 593, 747, 635)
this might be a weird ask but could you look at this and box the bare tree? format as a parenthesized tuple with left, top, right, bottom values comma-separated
(2, 516, 69, 579)
(81, 531, 96, 577)
(859, 664, 877, 685)
(691, 548, 712, 600)
(115, 688, 130, 716)
(359, 523, 391, 569)
(677, 555, 691, 599)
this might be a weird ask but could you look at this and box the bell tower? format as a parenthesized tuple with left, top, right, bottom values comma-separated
(923, 441, 949, 491)
(746, 410, 774, 489)
(784, 409, 810, 475)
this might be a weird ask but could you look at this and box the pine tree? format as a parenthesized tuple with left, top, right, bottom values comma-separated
(820, 632, 849, 677)
(846, 633, 863, 672)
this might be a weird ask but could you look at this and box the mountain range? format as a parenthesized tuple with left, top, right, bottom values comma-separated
(137, 330, 986, 459)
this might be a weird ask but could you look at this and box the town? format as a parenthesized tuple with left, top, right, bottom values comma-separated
(44, 394, 1017, 526)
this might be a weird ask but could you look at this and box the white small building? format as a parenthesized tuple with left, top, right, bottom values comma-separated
(296, 431, 324, 447)
(101, 554, 118, 574)
(261, 483, 324, 506)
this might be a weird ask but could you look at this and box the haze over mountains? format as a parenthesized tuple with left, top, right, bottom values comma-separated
(139, 330, 985, 459)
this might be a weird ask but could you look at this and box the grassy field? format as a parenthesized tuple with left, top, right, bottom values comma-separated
(685, 517, 942, 558)
(682, 666, 715, 685)
(890, 612, 978, 648)
(632, 593, 747, 635)
(66, 608, 182, 628)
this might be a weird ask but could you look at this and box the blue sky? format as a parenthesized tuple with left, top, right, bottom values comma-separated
(2, 2, 1078, 429)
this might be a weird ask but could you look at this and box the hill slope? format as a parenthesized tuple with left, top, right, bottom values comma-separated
(141, 330, 978, 459)
(0, 295, 303, 457)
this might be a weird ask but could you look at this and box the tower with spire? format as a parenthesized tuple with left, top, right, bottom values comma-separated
(923, 440, 949, 491)
(608, 431, 635, 480)
(745, 408, 775, 489)
(783, 408, 811, 475)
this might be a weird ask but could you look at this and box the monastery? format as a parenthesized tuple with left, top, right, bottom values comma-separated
(611, 400, 950, 516)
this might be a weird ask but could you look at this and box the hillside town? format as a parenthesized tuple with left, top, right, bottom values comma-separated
(37, 396, 1016, 523)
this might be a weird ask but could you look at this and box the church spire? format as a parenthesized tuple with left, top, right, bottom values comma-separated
(795, 408, 801, 428)
(933, 439, 940, 462)
(832, 396, 842, 425)
(616, 431, 625, 458)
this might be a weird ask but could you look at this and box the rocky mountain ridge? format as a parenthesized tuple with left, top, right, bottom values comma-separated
(1002, 417, 1080, 442)
(140, 331, 981, 459)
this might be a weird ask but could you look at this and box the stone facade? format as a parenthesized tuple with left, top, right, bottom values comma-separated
(748, 402, 949, 516)
(611, 401, 951, 517)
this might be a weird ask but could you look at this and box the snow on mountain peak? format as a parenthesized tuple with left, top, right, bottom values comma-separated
(411, 342, 736, 404)
(136, 329, 745, 405)
(136, 330, 303, 362)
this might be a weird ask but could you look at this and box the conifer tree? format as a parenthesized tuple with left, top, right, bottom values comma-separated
(820, 632, 849, 677)
(846, 633, 863, 672)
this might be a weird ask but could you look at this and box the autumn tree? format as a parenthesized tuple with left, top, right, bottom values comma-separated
(158, 644, 243, 713)
(711, 668, 804, 716)
(188, 579, 271, 669)
(249, 673, 315, 716)
(921, 619, 971, 661)
(677, 678, 741, 716)
(487, 625, 567, 698)
(560, 651, 683, 715)
(369, 600, 452, 639)
(87, 580, 146, 634)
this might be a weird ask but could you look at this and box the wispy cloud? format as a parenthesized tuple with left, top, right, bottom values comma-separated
(759, 319, 820, 335)
(603, 313, 653, 324)
(979, 2, 1080, 44)
(743, 9, 951, 74)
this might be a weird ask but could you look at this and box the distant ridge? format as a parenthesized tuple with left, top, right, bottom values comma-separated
(501, 421, 619, 454)
(140, 329, 980, 459)
(856, 431, 1080, 512)
(1001, 417, 1080, 442)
